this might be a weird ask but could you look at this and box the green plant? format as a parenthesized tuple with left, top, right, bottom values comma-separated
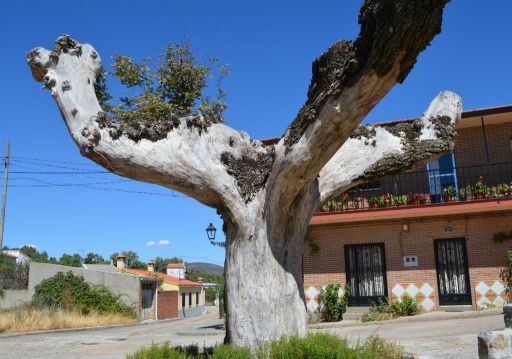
(362, 296, 419, 322)
(318, 283, 350, 322)
(494, 231, 512, 244)
(444, 185, 456, 196)
(126, 334, 405, 359)
(504, 250, 512, 303)
(390, 296, 419, 317)
(32, 272, 135, 317)
(304, 233, 320, 255)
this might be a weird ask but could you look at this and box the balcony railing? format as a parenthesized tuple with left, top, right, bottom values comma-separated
(318, 161, 512, 214)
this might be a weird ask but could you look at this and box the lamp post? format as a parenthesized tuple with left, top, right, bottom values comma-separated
(206, 223, 225, 247)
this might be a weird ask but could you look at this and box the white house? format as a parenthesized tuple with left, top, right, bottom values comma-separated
(2, 250, 31, 264)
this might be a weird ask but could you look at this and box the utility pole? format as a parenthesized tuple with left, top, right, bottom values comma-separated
(0, 141, 10, 250)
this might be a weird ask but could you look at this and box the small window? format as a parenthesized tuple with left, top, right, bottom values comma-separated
(189, 293, 192, 306)
(182, 293, 186, 307)
(196, 292, 199, 305)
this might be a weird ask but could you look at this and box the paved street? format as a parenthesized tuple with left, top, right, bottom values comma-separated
(0, 308, 504, 359)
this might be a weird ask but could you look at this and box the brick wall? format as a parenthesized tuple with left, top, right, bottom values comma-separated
(157, 291, 178, 319)
(304, 210, 512, 311)
(455, 122, 512, 167)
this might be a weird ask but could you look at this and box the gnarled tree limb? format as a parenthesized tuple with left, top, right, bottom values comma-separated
(26, 36, 272, 220)
(270, 0, 449, 204)
(317, 91, 462, 204)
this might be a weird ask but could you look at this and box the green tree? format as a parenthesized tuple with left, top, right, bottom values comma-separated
(110, 251, 146, 269)
(58, 253, 83, 267)
(19, 245, 50, 263)
(83, 252, 108, 264)
(154, 256, 183, 273)
(95, 41, 228, 125)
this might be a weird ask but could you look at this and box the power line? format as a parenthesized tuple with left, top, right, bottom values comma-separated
(10, 156, 98, 167)
(9, 170, 110, 175)
(8, 177, 131, 187)
(8, 176, 186, 197)
(10, 159, 102, 171)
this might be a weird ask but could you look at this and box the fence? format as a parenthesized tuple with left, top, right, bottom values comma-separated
(319, 161, 512, 213)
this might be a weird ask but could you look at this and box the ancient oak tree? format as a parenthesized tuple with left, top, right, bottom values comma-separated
(28, 0, 460, 346)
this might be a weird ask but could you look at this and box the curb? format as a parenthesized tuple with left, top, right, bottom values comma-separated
(309, 308, 503, 330)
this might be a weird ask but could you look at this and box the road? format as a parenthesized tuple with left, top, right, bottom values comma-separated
(0, 308, 503, 359)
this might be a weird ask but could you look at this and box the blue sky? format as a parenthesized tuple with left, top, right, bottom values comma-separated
(0, 1, 510, 265)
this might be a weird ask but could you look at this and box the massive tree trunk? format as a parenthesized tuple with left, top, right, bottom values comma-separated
(27, 0, 459, 346)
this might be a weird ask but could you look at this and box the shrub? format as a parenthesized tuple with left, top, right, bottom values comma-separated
(390, 296, 419, 317)
(32, 271, 135, 317)
(126, 334, 405, 359)
(318, 283, 350, 322)
(362, 296, 419, 322)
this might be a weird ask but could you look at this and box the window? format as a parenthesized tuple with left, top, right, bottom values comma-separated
(427, 154, 458, 199)
(189, 293, 192, 306)
(181, 293, 186, 308)
(196, 292, 199, 306)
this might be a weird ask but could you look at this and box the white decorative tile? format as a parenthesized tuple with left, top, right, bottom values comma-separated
(491, 281, 505, 295)
(477, 297, 491, 309)
(421, 298, 435, 311)
(420, 283, 434, 297)
(392, 284, 405, 298)
(305, 286, 319, 299)
(494, 296, 505, 306)
(405, 284, 419, 298)
(305, 286, 319, 312)
(475, 281, 490, 295)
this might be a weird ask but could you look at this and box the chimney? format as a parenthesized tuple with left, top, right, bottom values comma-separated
(167, 263, 185, 279)
(147, 260, 155, 272)
(116, 254, 126, 269)
(197, 276, 204, 284)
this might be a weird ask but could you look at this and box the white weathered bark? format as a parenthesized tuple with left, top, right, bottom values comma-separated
(27, 0, 454, 347)
(318, 91, 462, 203)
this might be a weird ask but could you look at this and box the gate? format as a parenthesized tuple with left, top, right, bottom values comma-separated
(434, 238, 472, 305)
(141, 283, 154, 320)
(345, 243, 387, 306)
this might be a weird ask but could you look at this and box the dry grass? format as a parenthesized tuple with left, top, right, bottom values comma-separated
(0, 305, 137, 334)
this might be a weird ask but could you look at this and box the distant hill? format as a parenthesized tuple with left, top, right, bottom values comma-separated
(187, 262, 224, 275)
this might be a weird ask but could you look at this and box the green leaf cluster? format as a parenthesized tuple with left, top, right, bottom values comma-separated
(95, 41, 229, 125)
(32, 271, 135, 317)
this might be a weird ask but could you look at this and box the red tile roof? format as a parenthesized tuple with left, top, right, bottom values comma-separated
(121, 268, 202, 287)
(167, 263, 185, 268)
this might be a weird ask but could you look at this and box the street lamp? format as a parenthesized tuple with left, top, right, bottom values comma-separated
(206, 223, 217, 241)
(206, 223, 225, 247)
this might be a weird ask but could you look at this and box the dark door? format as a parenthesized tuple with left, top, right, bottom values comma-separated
(434, 238, 472, 305)
(141, 283, 154, 320)
(345, 243, 388, 306)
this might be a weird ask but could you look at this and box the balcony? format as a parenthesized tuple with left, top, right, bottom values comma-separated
(316, 161, 512, 215)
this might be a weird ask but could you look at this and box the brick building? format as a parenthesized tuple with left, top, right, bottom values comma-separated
(303, 104, 512, 312)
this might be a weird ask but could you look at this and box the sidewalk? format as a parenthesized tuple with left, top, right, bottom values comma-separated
(310, 307, 503, 330)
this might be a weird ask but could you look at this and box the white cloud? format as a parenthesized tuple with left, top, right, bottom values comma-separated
(157, 240, 170, 247)
(146, 240, 170, 247)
